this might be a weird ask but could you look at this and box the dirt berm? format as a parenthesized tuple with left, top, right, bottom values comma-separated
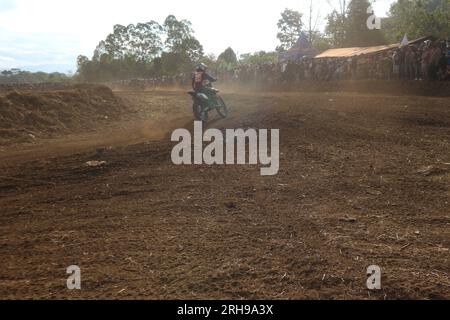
(0, 84, 126, 145)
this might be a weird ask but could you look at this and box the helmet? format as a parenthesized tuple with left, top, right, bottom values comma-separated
(197, 63, 208, 71)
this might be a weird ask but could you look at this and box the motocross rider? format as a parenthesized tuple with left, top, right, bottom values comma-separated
(192, 63, 217, 99)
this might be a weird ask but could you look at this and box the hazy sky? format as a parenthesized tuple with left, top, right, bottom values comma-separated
(0, 0, 395, 72)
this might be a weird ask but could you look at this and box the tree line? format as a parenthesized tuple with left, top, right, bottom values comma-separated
(278, 0, 449, 51)
(0, 69, 71, 84)
(76, 15, 204, 82)
(1, 0, 447, 84)
(76, 0, 447, 82)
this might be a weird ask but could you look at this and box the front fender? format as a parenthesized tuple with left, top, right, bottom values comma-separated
(195, 93, 209, 102)
(188, 91, 209, 102)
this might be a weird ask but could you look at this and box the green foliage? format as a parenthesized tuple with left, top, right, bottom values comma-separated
(344, 0, 386, 46)
(74, 1, 449, 82)
(93, 22, 163, 62)
(163, 15, 204, 61)
(77, 54, 150, 82)
(325, 10, 347, 47)
(325, 0, 386, 47)
(195, 54, 219, 71)
(218, 47, 237, 64)
(312, 33, 333, 51)
(239, 51, 278, 65)
(77, 15, 204, 82)
(159, 52, 192, 75)
(0, 69, 72, 84)
(277, 9, 304, 52)
(217, 47, 238, 71)
(325, 0, 448, 48)
(384, 0, 450, 43)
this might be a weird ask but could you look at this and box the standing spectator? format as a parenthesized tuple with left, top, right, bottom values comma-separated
(405, 46, 416, 80)
(393, 50, 401, 79)
(382, 52, 393, 80)
(351, 56, 358, 80)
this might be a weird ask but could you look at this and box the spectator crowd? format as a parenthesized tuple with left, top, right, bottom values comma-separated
(111, 39, 449, 89)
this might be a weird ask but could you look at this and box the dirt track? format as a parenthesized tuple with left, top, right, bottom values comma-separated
(0, 88, 449, 299)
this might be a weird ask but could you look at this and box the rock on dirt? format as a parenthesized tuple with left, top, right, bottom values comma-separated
(416, 163, 450, 176)
(85, 160, 107, 167)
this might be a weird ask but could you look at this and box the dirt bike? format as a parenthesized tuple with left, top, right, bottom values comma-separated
(187, 80, 228, 122)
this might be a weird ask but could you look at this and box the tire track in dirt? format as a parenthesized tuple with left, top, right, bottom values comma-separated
(0, 89, 449, 299)
(0, 116, 190, 166)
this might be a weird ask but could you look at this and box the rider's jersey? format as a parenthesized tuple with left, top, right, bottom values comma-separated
(192, 70, 216, 91)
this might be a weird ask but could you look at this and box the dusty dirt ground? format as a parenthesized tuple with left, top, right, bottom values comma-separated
(0, 87, 449, 300)
(0, 85, 127, 146)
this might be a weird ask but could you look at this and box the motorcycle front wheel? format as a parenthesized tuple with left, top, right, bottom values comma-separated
(193, 102, 208, 122)
(216, 96, 228, 119)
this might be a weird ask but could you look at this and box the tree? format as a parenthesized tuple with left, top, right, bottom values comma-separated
(277, 9, 304, 52)
(76, 15, 206, 82)
(306, 0, 321, 44)
(0, 69, 71, 84)
(384, 0, 450, 43)
(218, 47, 237, 64)
(344, 0, 385, 46)
(76, 55, 93, 81)
(324, 0, 350, 47)
(325, 9, 347, 47)
(197, 54, 219, 72)
(163, 15, 204, 61)
(154, 52, 191, 75)
(325, 0, 386, 47)
(239, 51, 278, 65)
(93, 22, 163, 63)
(312, 33, 333, 51)
(1, 70, 13, 76)
(216, 48, 237, 72)
(130, 22, 164, 62)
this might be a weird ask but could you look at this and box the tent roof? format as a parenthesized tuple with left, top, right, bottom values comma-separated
(278, 48, 318, 62)
(315, 44, 398, 58)
(293, 32, 313, 49)
(315, 36, 434, 59)
(278, 33, 318, 62)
